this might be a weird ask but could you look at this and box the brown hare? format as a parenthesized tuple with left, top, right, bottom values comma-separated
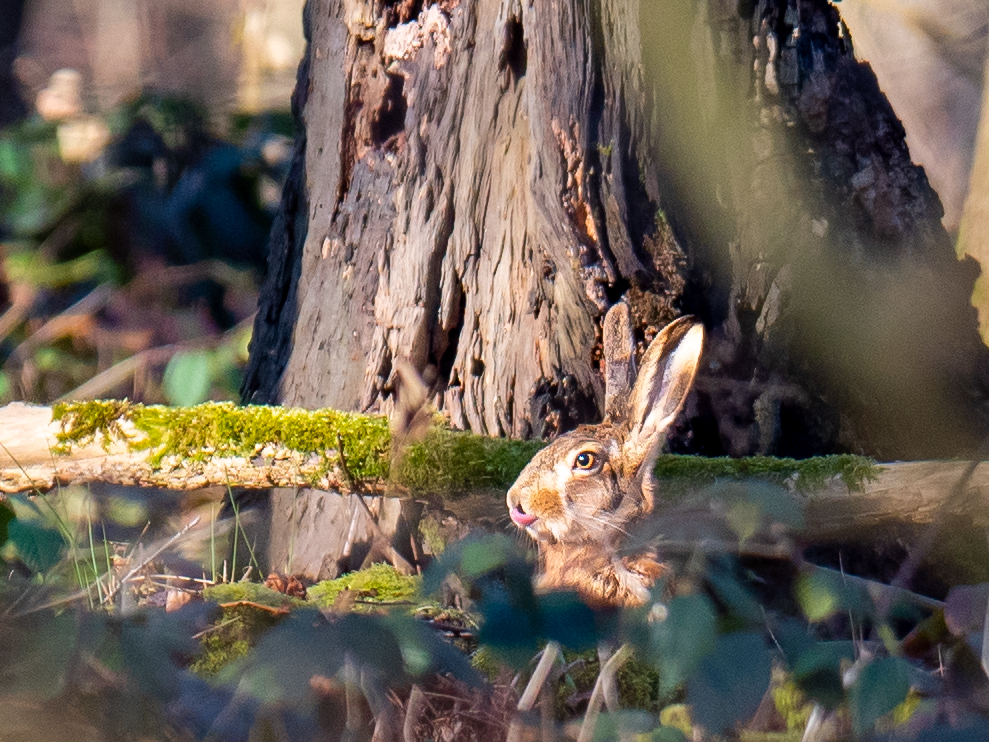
(506, 302, 704, 608)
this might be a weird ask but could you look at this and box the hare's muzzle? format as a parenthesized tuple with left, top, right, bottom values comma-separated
(509, 506, 537, 528)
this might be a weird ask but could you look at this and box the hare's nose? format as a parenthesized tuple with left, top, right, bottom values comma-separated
(510, 506, 537, 527)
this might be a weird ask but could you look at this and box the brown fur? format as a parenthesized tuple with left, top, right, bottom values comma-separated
(507, 307, 703, 608)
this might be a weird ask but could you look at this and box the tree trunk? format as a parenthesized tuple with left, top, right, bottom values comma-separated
(243, 0, 989, 577)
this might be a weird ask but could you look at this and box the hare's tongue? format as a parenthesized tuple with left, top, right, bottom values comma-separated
(510, 507, 537, 527)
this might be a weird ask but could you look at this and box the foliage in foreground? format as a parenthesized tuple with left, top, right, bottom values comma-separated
(3, 515, 989, 741)
(4, 462, 989, 742)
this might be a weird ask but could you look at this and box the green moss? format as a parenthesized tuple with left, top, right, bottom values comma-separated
(653, 454, 879, 497)
(51, 399, 135, 452)
(308, 563, 420, 611)
(202, 581, 302, 609)
(52, 400, 878, 499)
(54, 400, 391, 479)
(396, 428, 545, 495)
(659, 704, 693, 737)
(553, 650, 659, 714)
(617, 656, 660, 710)
(192, 635, 251, 676)
(470, 645, 502, 682)
(191, 582, 301, 676)
(418, 516, 447, 555)
(771, 673, 814, 731)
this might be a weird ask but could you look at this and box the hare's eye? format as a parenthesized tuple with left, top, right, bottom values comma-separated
(573, 451, 598, 471)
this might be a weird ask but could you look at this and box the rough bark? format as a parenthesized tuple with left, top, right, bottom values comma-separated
(243, 0, 688, 442)
(242, 0, 989, 575)
(245, 0, 989, 459)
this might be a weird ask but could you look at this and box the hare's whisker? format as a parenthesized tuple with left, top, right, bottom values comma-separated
(573, 509, 629, 537)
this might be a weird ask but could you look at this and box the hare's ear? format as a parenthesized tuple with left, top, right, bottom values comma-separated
(623, 316, 703, 474)
(603, 302, 636, 419)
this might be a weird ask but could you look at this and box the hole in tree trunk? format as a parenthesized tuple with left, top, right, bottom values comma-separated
(371, 74, 408, 148)
(498, 16, 526, 81)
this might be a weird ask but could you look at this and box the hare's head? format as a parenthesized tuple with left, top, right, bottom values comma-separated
(506, 304, 704, 550)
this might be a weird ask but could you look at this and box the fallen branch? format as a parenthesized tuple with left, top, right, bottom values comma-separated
(2, 403, 988, 545)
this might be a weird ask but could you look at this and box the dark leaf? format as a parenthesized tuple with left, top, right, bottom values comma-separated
(0, 610, 77, 696)
(686, 631, 771, 734)
(384, 613, 480, 685)
(848, 657, 911, 737)
(650, 594, 717, 695)
(8, 519, 65, 572)
(479, 593, 541, 668)
(539, 591, 598, 651)
(651, 727, 688, 742)
(0, 500, 13, 547)
(792, 642, 854, 709)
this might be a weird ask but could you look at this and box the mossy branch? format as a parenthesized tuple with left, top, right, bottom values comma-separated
(49, 400, 876, 496)
(6, 400, 989, 540)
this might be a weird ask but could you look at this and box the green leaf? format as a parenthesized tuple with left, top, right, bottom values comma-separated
(686, 631, 771, 734)
(652, 726, 689, 742)
(0, 500, 14, 546)
(163, 350, 213, 406)
(0, 611, 77, 696)
(848, 657, 911, 736)
(539, 591, 598, 651)
(650, 595, 718, 695)
(796, 568, 870, 623)
(792, 641, 854, 709)
(8, 518, 65, 572)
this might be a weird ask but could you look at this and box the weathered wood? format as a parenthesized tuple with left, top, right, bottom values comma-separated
(0, 403, 349, 493)
(239, 0, 989, 573)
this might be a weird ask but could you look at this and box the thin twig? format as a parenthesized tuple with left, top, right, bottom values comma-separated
(106, 516, 202, 602)
(577, 644, 632, 742)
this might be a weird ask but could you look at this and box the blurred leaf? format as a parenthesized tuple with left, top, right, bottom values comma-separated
(792, 641, 854, 709)
(423, 533, 527, 595)
(944, 583, 989, 635)
(686, 631, 771, 734)
(589, 710, 656, 740)
(910, 721, 989, 741)
(0, 610, 77, 696)
(229, 611, 446, 707)
(105, 495, 148, 527)
(4, 250, 118, 288)
(8, 518, 65, 572)
(0, 136, 32, 181)
(478, 593, 541, 668)
(0, 500, 13, 546)
(384, 612, 479, 685)
(163, 350, 213, 406)
(705, 559, 762, 623)
(796, 568, 870, 623)
(725, 499, 761, 542)
(461, 537, 511, 577)
(848, 657, 911, 737)
(652, 727, 688, 742)
(712, 481, 805, 535)
(118, 608, 202, 699)
(650, 594, 718, 695)
(539, 591, 598, 651)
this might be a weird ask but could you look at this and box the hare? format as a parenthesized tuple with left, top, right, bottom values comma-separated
(506, 303, 704, 607)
